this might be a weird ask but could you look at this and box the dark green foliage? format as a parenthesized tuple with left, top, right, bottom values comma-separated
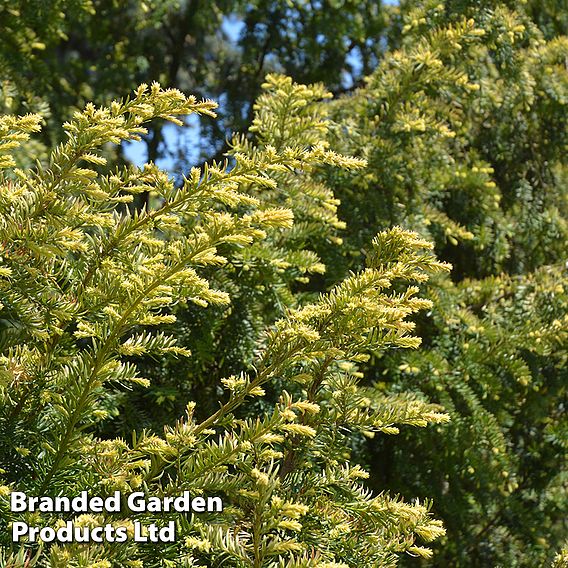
(321, 1, 568, 565)
(374, 268, 568, 566)
(328, 1, 568, 278)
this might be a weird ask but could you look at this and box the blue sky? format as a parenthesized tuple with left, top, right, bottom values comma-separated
(123, 15, 244, 171)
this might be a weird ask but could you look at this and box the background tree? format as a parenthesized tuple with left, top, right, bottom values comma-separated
(0, 0, 390, 166)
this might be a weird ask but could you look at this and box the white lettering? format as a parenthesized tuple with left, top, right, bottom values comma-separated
(105, 491, 120, 512)
(91, 527, 103, 543)
(127, 492, 146, 512)
(11, 521, 28, 541)
(89, 496, 103, 512)
(192, 497, 206, 512)
(56, 522, 73, 543)
(28, 526, 40, 542)
(114, 526, 128, 543)
(75, 525, 89, 543)
(71, 491, 88, 512)
(173, 492, 189, 512)
(147, 496, 163, 512)
(52, 496, 70, 511)
(159, 521, 175, 542)
(207, 496, 223, 512)
(162, 496, 174, 511)
(39, 527, 56, 542)
(10, 492, 27, 512)
(133, 521, 147, 542)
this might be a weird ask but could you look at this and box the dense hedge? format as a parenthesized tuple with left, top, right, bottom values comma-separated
(0, 1, 566, 567)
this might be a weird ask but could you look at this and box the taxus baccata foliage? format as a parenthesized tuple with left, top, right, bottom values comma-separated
(0, 1, 566, 566)
(320, 1, 568, 565)
(0, 83, 451, 567)
(376, 267, 568, 567)
(118, 75, 365, 433)
(329, 2, 568, 278)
